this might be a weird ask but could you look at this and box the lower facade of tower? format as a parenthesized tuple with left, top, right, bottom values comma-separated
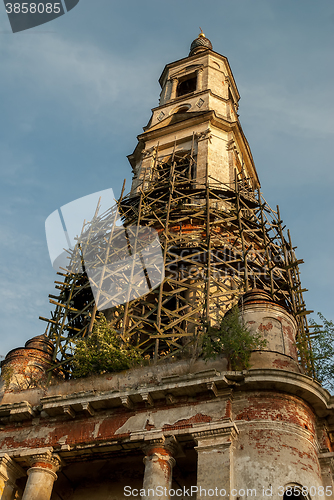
(0, 290, 333, 500)
(0, 355, 333, 500)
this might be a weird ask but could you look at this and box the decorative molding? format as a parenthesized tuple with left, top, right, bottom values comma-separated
(141, 392, 154, 407)
(121, 395, 134, 410)
(196, 98, 205, 108)
(79, 402, 95, 417)
(192, 421, 239, 442)
(196, 129, 212, 143)
(142, 147, 155, 159)
(0, 454, 25, 482)
(207, 382, 219, 397)
(206, 383, 233, 399)
(27, 466, 58, 481)
(165, 393, 177, 405)
(169, 64, 204, 79)
(63, 405, 75, 419)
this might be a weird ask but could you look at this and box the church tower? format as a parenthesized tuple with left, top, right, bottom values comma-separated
(0, 34, 334, 500)
(129, 30, 259, 194)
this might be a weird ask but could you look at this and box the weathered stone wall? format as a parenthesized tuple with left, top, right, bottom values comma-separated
(233, 391, 323, 496)
(0, 357, 333, 499)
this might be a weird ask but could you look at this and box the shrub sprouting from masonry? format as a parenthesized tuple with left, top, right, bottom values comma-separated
(72, 314, 143, 378)
(308, 313, 334, 392)
(202, 306, 267, 369)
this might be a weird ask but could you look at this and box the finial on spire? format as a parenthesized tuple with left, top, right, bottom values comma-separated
(199, 27, 205, 38)
(189, 31, 213, 57)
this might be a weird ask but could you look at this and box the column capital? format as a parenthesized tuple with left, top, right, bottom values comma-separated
(192, 421, 239, 449)
(143, 453, 176, 469)
(28, 451, 63, 474)
(143, 435, 180, 458)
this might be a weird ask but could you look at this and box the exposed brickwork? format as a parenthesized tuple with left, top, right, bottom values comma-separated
(234, 391, 316, 435)
(162, 413, 212, 431)
(258, 322, 273, 332)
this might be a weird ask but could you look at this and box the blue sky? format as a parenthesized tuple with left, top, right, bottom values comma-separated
(0, 0, 333, 356)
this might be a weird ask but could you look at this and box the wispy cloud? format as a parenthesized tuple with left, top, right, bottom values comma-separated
(239, 81, 334, 140)
(0, 29, 159, 135)
(0, 223, 54, 354)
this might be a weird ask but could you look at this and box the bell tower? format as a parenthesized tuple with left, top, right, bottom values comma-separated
(40, 32, 314, 371)
(129, 31, 259, 196)
(1, 34, 334, 500)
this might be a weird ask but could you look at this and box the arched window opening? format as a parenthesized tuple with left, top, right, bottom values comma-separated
(177, 75, 197, 97)
(175, 106, 189, 114)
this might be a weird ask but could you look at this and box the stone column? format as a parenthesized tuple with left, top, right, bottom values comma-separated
(0, 455, 24, 500)
(22, 452, 62, 500)
(193, 424, 238, 500)
(142, 439, 176, 500)
(196, 68, 203, 92)
(170, 78, 178, 100)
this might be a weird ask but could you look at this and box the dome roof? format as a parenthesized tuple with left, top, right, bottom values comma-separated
(189, 30, 213, 56)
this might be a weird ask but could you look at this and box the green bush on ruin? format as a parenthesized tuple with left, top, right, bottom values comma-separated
(202, 306, 267, 370)
(72, 314, 143, 378)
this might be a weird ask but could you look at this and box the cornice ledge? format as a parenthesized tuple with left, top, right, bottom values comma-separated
(151, 89, 211, 112)
(0, 400, 36, 424)
(318, 451, 334, 462)
(243, 368, 331, 415)
(318, 451, 334, 471)
(137, 110, 216, 141)
(191, 419, 239, 440)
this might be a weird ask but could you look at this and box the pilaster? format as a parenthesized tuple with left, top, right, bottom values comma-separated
(0, 455, 24, 500)
(170, 78, 178, 101)
(318, 453, 334, 500)
(193, 423, 239, 500)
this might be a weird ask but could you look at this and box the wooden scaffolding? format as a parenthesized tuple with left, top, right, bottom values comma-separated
(40, 149, 314, 377)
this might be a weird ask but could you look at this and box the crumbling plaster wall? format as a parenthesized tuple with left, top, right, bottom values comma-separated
(1, 356, 333, 499)
(233, 391, 323, 495)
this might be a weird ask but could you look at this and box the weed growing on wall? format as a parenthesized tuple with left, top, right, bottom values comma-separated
(309, 313, 334, 392)
(202, 306, 267, 369)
